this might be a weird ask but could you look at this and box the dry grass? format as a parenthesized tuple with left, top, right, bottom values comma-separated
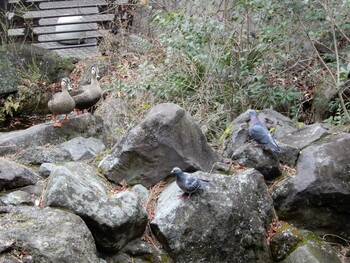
(141, 181, 167, 248)
(110, 180, 129, 194)
(266, 219, 286, 246)
(323, 234, 350, 263)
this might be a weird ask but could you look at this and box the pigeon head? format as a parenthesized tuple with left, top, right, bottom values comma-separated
(247, 109, 258, 118)
(171, 167, 182, 175)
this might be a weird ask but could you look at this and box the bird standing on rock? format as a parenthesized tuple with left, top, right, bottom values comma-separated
(48, 77, 75, 127)
(171, 167, 210, 200)
(71, 66, 102, 115)
(248, 109, 280, 152)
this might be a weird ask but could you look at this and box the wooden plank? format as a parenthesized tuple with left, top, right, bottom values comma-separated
(38, 30, 104, 42)
(39, 14, 114, 26)
(7, 28, 25, 36)
(39, 0, 107, 9)
(23, 7, 99, 19)
(34, 40, 98, 50)
(9, 0, 49, 4)
(33, 23, 98, 35)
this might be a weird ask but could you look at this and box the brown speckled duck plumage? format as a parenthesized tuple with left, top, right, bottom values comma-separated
(71, 66, 102, 114)
(48, 77, 75, 127)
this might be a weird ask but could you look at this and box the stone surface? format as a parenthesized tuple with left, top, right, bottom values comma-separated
(0, 113, 104, 156)
(18, 146, 71, 165)
(132, 184, 150, 204)
(19, 136, 106, 164)
(43, 162, 148, 252)
(271, 224, 341, 263)
(272, 133, 350, 239)
(151, 169, 276, 263)
(102, 239, 173, 263)
(60, 136, 106, 161)
(0, 205, 99, 263)
(221, 113, 282, 178)
(277, 123, 329, 150)
(0, 190, 35, 206)
(99, 103, 219, 187)
(0, 157, 37, 190)
(0, 48, 19, 97)
(222, 109, 330, 169)
(39, 163, 58, 177)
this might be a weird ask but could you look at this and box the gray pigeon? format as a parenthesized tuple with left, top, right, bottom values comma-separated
(171, 167, 209, 200)
(248, 109, 280, 152)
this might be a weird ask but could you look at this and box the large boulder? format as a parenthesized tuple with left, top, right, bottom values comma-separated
(270, 223, 341, 263)
(99, 103, 220, 187)
(221, 110, 283, 178)
(0, 190, 35, 206)
(277, 123, 329, 150)
(0, 113, 104, 156)
(0, 205, 100, 263)
(272, 133, 350, 239)
(18, 136, 106, 164)
(0, 157, 37, 190)
(151, 169, 276, 262)
(43, 162, 148, 252)
(221, 109, 329, 170)
(0, 48, 19, 97)
(102, 239, 173, 263)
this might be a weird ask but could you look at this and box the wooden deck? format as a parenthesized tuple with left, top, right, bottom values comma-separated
(4, 0, 129, 59)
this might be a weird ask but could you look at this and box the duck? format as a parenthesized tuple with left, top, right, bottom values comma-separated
(71, 66, 102, 115)
(48, 77, 76, 127)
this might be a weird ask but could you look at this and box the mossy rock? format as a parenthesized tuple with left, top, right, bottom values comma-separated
(270, 222, 341, 263)
(0, 47, 20, 97)
(3, 43, 76, 83)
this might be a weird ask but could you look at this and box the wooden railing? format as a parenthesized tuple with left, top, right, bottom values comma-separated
(3, 0, 129, 51)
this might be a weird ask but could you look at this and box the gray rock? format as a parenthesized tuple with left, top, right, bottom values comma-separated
(0, 113, 104, 156)
(270, 223, 340, 263)
(272, 133, 350, 239)
(60, 136, 106, 161)
(0, 49, 19, 97)
(0, 205, 99, 263)
(43, 162, 148, 252)
(230, 142, 281, 180)
(0, 190, 35, 206)
(222, 109, 329, 168)
(132, 184, 150, 204)
(39, 163, 58, 177)
(19, 136, 106, 165)
(102, 239, 173, 263)
(0, 157, 37, 190)
(99, 103, 219, 187)
(277, 123, 329, 150)
(222, 119, 281, 179)
(94, 95, 128, 147)
(18, 146, 71, 165)
(151, 169, 276, 263)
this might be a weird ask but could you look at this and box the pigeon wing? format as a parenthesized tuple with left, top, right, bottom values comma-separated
(249, 123, 270, 144)
(184, 176, 201, 193)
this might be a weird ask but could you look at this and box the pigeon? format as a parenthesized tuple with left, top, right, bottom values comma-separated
(248, 109, 281, 152)
(171, 167, 210, 200)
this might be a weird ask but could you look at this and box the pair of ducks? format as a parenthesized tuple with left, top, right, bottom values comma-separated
(48, 67, 101, 127)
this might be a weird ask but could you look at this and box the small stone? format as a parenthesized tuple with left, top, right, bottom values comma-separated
(39, 163, 58, 177)
(132, 184, 150, 204)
